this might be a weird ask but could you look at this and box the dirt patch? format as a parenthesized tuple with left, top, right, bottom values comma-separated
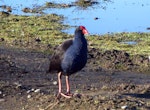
(88, 48, 150, 73)
(0, 46, 150, 110)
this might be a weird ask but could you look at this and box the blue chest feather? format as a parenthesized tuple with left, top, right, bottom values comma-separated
(61, 35, 87, 75)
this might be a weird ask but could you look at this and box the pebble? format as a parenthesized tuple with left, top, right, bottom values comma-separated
(31, 88, 35, 91)
(0, 91, 2, 94)
(0, 98, 5, 102)
(27, 90, 31, 94)
(121, 105, 128, 109)
(34, 89, 40, 93)
(27, 94, 31, 99)
(53, 81, 57, 85)
(27, 88, 40, 93)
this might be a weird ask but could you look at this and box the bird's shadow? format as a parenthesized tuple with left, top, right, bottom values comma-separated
(123, 93, 150, 99)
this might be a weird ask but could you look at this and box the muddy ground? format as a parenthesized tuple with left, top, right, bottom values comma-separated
(0, 45, 150, 110)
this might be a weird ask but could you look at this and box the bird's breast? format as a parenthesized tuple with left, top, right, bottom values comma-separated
(61, 38, 87, 74)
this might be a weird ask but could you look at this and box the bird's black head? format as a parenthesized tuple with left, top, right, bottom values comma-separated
(75, 26, 89, 35)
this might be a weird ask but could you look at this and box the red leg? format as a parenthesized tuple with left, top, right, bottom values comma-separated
(65, 75, 73, 97)
(66, 75, 70, 93)
(57, 72, 72, 99)
(57, 72, 62, 99)
(58, 72, 62, 94)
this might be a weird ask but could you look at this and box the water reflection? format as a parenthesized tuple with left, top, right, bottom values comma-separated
(0, 0, 150, 35)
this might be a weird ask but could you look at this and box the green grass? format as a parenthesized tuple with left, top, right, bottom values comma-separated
(0, 14, 150, 56)
(87, 33, 150, 56)
(0, 14, 70, 48)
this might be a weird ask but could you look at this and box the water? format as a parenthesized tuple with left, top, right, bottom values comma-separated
(120, 41, 137, 45)
(0, 0, 150, 35)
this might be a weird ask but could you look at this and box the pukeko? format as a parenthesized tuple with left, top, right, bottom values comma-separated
(48, 26, 89, 98)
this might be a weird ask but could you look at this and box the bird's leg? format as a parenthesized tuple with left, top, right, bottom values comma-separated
(65, 75, 73, 97)
(57, 72, 62, 99)
(57, 72, 72, 99)
(66, 75, 70, 93)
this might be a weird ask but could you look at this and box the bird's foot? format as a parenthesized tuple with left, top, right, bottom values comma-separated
(61, 92, 72, 98)
(57, 92, 73, 99)
(65, 92, 74, 97)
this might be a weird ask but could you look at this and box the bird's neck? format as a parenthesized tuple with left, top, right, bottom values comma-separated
(74, 31, 84, 40)
(73, 32, 87, 49)
(74, 34, 84, 44)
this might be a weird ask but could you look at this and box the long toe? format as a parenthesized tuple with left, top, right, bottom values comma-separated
(56, 93, 61, 100)
(60, 92, 72, 98)
(65, 92, 74, 97)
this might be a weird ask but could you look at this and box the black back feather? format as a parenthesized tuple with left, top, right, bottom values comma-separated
(48, 39, 73, 72)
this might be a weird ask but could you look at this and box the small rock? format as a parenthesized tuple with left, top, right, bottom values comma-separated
(34, 89, 40, 93)
(121, 105, 128, 109)
(27, 90, 31, 94)
(18, 92, 22, 95)
(0, 98, 5, 102)
(27, 94, 31, 99)
(31, 88, 35, 91)
(53, 81, 57, 85)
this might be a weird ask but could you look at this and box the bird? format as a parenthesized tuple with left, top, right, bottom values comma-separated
(48, 26, 89, 98)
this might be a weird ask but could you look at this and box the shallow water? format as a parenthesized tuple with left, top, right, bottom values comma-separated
(0, 0, 150, 35)
(120, 41, 137, 45)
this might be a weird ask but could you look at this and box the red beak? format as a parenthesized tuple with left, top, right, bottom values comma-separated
(83, 29, 89, 35)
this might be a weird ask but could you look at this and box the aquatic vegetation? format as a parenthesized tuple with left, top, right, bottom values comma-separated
(0, 5, 12, 12)
(45, 2, 73, 8)
(74, 0, 99, 9)
(21, 2, 74, 14)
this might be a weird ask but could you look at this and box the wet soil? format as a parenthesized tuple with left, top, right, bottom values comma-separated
(0, 45, 150, 110)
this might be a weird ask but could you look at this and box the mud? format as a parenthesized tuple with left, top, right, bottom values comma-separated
(0, 45, 150, 110)
(88, 48, 150, 73)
